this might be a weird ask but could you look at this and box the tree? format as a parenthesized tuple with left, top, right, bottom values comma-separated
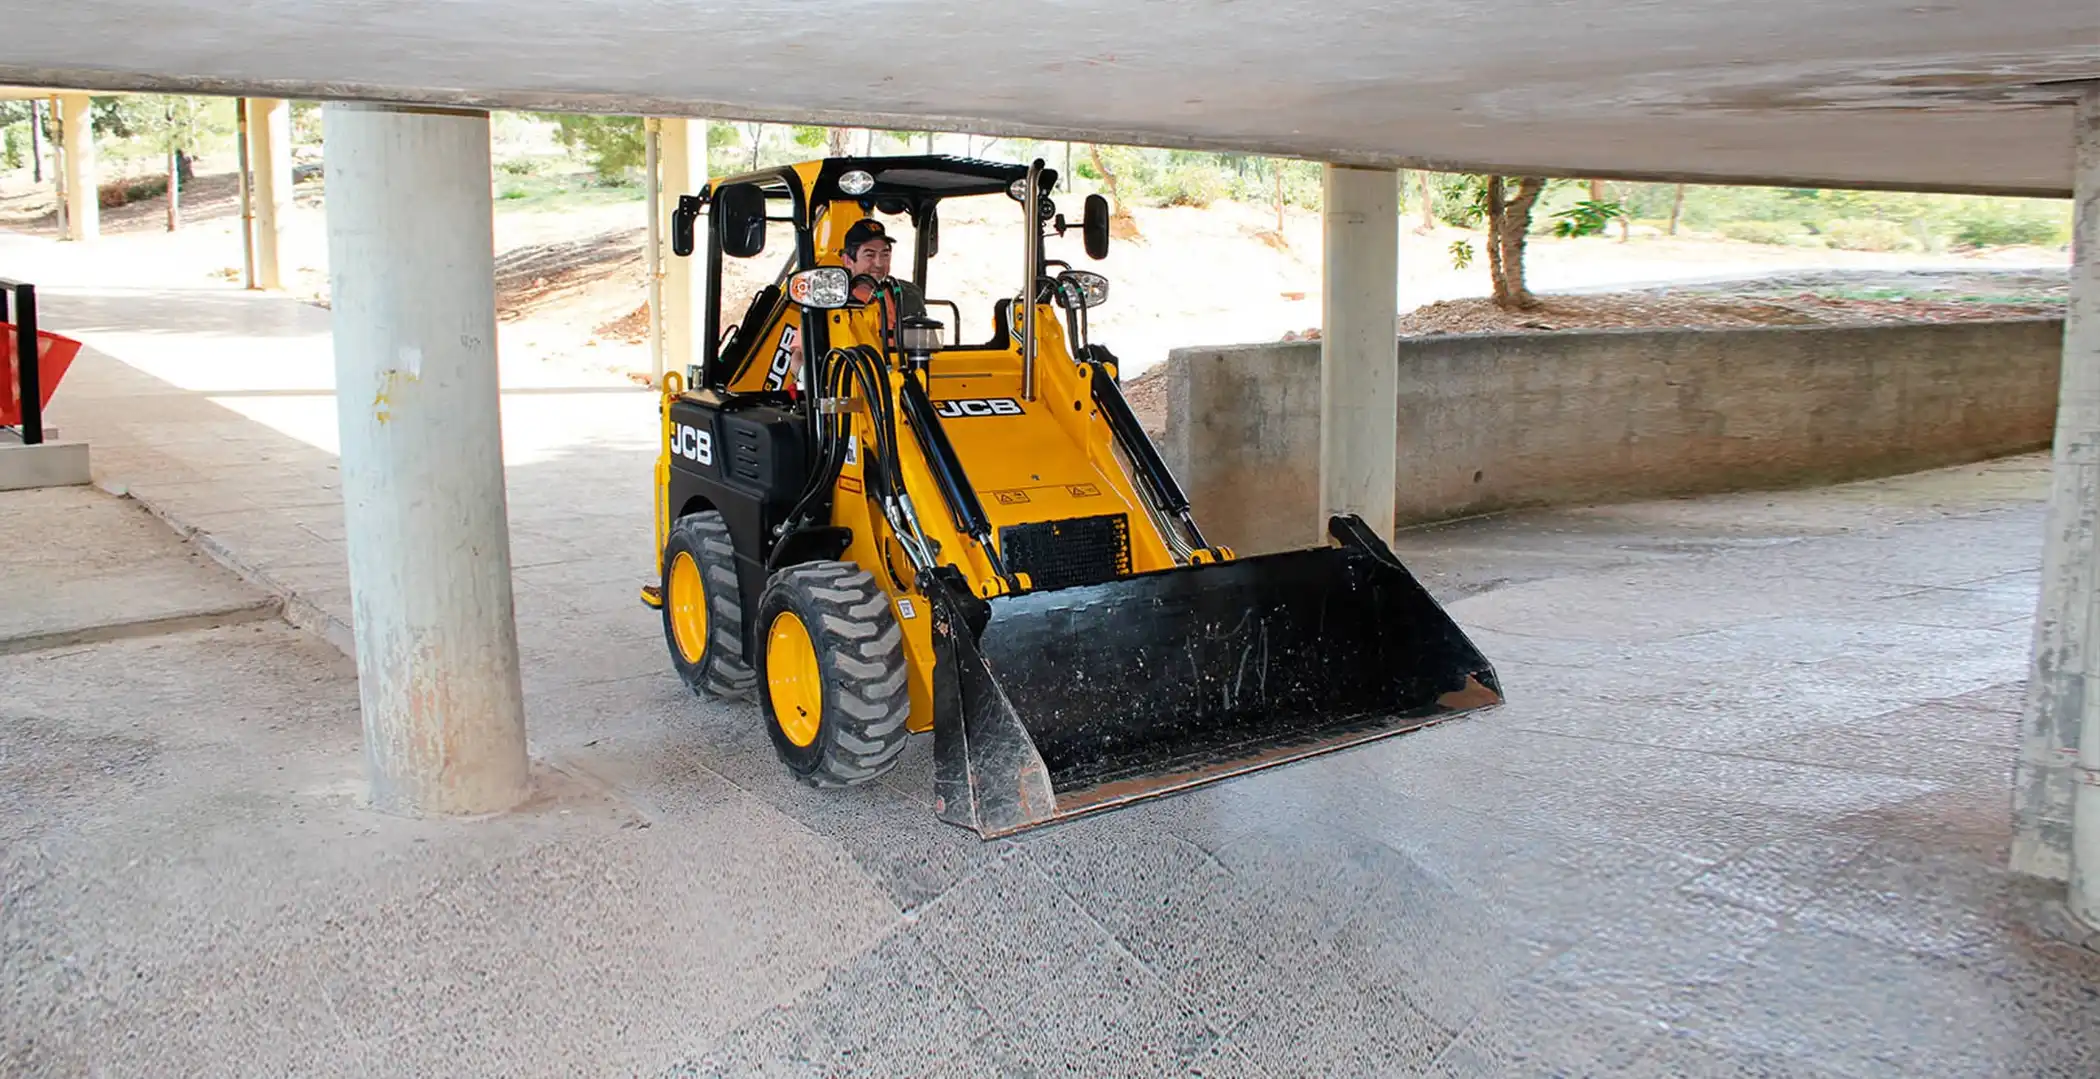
(1085, 144, 1141, 240)
(130, 96, 227, 231)
(0, 101, 30, 175)
(291, 101, 323, 145)
(534, 114, 644, 180)
(1484, 177, 1546, 308)
(1273, 160, 1285, 233)
(745, 123, 765, 169)
(1437, 174, 1548, 309)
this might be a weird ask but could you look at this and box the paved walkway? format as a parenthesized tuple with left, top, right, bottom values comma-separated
(6, 239, 2099, 1076)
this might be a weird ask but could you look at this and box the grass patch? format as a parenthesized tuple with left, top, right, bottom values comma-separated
(486, 168, 641, 212)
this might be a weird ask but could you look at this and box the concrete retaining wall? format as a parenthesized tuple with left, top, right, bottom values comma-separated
(1162, 318, 2064, 554)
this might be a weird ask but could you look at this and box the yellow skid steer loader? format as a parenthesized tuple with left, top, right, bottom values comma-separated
(642, 155, 1501, 837)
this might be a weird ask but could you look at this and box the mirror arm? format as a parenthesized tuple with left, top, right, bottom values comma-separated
(671, 194, 706, 257)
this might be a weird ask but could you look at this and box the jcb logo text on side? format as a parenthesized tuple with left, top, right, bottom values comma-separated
(933, 397, 1023, 418)
(673, 423, 713, 466)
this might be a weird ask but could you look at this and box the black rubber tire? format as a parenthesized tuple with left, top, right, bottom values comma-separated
(754, 561, 911, 787)
(661, 511, 756, 699)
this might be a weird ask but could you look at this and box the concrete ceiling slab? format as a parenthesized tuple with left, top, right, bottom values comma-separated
(1, 2, 2094, 195)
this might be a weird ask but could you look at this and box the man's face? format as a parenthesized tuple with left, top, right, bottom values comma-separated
(843, 238, 894, 281)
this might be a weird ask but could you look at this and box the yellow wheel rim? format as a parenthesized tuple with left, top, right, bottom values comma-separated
(767, 611, 823, 748)
(668, 551, 708, 664)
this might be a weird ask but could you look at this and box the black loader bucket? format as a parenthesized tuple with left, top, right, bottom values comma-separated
(927, 514, 1502, 837)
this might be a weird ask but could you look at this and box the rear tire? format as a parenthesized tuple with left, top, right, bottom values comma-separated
(661, 511, 755, 699)
(755, 561, 911, 787)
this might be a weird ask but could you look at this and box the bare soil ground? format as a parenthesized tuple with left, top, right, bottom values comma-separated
(1395, 290, 2060, 336)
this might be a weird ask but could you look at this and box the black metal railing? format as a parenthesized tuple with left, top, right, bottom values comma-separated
(0, 277, 40, 445)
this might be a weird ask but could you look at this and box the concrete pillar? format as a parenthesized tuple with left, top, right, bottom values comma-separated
(659, 117, 708, 379)
(1318, 165, 1400, 543)
(2018, 86, 2100, 920)
(248, 98, 292, 289)
(58, 94, 97, 242)
(323, 102, 529, 816)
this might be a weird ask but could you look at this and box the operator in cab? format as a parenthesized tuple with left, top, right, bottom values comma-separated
(840, 219, 927, 324)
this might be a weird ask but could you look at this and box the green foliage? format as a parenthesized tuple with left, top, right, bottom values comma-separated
(1947, 198, 2069, 248)
(790, 125, 827, 148)
(533, 113, 645, 180)
(290, 101, 322, 145)
(2, 125, 23, 170)
(1432, 174, 1488, 227)
(118, 95, 231, 155)
(1821, 218, 1918, 252)
(1551, 199, 1627, 238)
(1448, 239, 1475, 270)
(1602, 181, 2069, 250)
(1222, 158, 1322, 211)
(1718, 220, 1808, 246)
(90, 97, 134, 138)
(1154, 165, 1224, 208)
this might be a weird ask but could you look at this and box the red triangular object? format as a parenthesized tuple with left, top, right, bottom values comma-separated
(0, 324, 82, 426)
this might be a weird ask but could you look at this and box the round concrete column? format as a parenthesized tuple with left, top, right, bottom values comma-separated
(323, 102, 529, 816)
(59, 94, 98, 242)
(2060, 85, 2100, 927)
(248, 98, 293, 289)
(1318, 164, 1400, 542)
(658, 118, 709, 379)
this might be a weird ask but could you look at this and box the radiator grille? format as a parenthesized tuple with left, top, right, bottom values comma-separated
(999, 514, 1131, 592)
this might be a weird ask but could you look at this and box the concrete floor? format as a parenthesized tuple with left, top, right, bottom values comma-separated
(6, 269, 2100, 1076)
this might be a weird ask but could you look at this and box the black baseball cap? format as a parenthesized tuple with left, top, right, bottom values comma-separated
(842, 218, 896, 255)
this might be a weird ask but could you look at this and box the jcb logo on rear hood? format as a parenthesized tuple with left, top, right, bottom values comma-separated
(672, 423, 713, 466)
(934, 397, 1023, 418)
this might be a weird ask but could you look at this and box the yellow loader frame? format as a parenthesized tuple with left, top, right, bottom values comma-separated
(645, 155, 1501, 836)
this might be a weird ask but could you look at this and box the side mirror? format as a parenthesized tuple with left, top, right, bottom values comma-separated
(922, 206, 939, 258)
(671, 194, 702, 257)
(715, 182, 767, 258)
(1083, 194, 1111, 260)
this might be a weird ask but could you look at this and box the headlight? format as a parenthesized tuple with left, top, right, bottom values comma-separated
(787, 267, 851, 309)
(838, 170, 875, 196)
(1055, 271, 1109, 310)
(1008, 178, 1030, 201)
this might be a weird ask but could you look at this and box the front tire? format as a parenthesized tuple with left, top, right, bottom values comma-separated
(755, 561, 911, 787)
(661, 511, 755, 699)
